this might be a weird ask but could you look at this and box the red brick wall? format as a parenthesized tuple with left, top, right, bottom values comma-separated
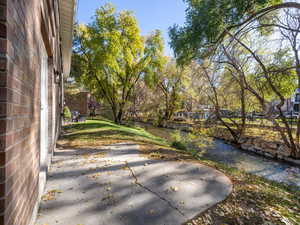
(0, 0, 63, 224)
(65, 92, 89, 115)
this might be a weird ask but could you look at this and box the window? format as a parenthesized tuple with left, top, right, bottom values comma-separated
(295, 94, 300, 102)
(294, 104, 299, 112)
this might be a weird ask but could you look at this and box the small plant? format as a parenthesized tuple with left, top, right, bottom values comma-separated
(171, 129, 213, 158)
(171, 130, 188, 150)
(171, 140, 188, 150)
(63, 106, 71, 120)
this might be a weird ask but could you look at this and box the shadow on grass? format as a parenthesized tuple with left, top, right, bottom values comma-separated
(61, 120, 167, 147)
(64, 120, 121, 131)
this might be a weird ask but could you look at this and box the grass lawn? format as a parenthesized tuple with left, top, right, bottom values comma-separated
(60, 119, 168, 148)
(59, 119, 300, 225)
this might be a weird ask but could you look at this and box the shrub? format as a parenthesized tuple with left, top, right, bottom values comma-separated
(171, 140, 188, 150)
(63, 106, 71, 119)
(170, 129, 213, 158)
(171, 130, 188, 150)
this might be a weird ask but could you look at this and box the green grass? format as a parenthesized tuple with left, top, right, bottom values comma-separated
(60, 119, 168, 147)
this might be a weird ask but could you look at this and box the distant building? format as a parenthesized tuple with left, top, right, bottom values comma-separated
(280, 88, 300, 113)
(174, 106, 212, 120)
(65, 91, 90, 115)
(291, 88, 300, 112)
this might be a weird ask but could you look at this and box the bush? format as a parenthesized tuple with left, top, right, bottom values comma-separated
(63, 106, 71, 119)
(171, 140, 188, 150)
(170, 129, 213, 158)
(171, 130, 188, 150)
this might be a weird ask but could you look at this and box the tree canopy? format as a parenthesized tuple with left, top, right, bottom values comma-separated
(168, 0, 300, 63)
(71, 4, 164, 123)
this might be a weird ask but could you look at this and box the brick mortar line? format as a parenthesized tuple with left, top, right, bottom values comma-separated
(0, 150, 20, 170)
(4, 175, 38, 223)
(5, 60, 38, 89)
(0, 130, 38, 155)
(0, 158, 38, 205)
(1, 115, 40, 121)
(0, 123, 39, 137)
(0, 102, 33, 108)
(0, 115, 37, 121)
(0, 145, 39, 184)
(0, 85, 35, 98)
(0, 152, 39, 202)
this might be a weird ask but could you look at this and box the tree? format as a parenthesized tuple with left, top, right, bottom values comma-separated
(277, 9, 300, 149)
(169, 0, 300, 103)
(218, 25, 298, 156)
(197, 60, 248, 143)
(170, 0, 300, 157)
(72, 4, 164, 124)
(156, 59, 190, 124)
(169, 0, 300, 64)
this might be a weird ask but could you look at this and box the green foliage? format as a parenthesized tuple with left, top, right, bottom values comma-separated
(171, 130, 188, 150)
(169, 0, 282, 63)
(248, 48, 297, 100)
(71, 4, 164, 124)
(171, 141, 188, 150)
(170, 129, 212, 158)
(156, 59, 191, 122)
(63, 106, 72, 119)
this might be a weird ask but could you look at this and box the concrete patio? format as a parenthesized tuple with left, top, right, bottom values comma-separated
(36, 143, 232, 225)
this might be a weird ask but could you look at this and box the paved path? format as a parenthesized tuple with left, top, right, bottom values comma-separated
(36, 143, 232, 225)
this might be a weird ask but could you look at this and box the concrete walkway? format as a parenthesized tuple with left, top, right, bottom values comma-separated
(36, 143, 232, 225)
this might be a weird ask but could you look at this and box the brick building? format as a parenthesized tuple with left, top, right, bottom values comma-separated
(65, 91, 90, 115)
(0, 0, 76, 225)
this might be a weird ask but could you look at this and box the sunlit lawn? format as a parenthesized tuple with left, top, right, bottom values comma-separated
(60, 119, 169, 148)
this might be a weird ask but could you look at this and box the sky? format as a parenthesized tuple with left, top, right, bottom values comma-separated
(76, 0, 187, 56)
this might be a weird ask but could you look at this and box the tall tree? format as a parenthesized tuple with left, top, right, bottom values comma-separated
(72, 4, 164, 124)
(169, 0, 300, 157)
(169, 0, 300, 64)
(156, 59, 190, 124)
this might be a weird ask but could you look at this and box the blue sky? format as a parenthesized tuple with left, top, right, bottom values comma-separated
(76, 0, 187, 56)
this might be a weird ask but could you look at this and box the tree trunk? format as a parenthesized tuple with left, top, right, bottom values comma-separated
(226, 29, 299, 158)
(116, 109, 123, 124)
(293, 46, 300, 158)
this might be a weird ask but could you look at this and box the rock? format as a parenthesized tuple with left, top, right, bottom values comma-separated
(238, 137, 248, 144)
(253, 138, 265, 150)
(264, 153, 274, 158)
(241, 143, 252, 150)
(263, 147, 276, 154)
(277, 154, 284, 160)
(277, 145, 291, 157)
(264, 142, 278, 150)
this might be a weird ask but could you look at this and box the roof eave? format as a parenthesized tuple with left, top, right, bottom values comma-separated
(59, 0, 77, 76)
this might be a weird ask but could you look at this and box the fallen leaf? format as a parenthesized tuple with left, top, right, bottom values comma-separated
(170, 186, 179, 192)
(41, 190, 63, 201)
(148, 209, 155, 215)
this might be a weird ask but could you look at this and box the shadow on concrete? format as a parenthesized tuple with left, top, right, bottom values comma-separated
(36, 143, 232, 225)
